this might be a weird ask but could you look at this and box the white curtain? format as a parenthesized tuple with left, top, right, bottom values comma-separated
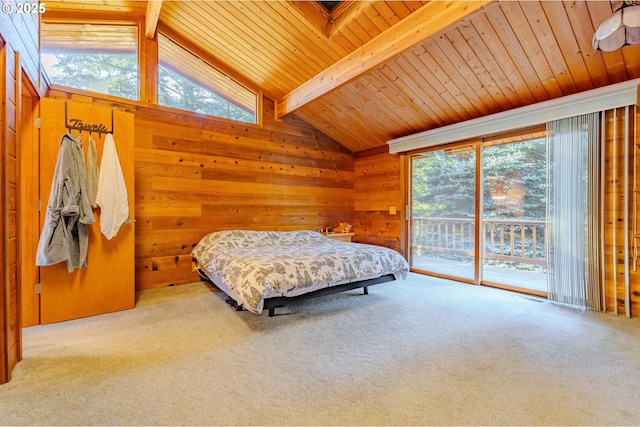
(546, 113, 601, 310)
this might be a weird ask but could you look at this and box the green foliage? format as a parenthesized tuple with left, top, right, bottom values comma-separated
(158, 65, 254, 123)
(412, 149, 476, 218)
(42, 53, 255, 124)
(482, 139, 547, 220)
(42, 53, 138, 101)
(411, 138, 547, 220)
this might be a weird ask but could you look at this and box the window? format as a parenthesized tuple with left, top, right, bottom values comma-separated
(41, 23, 139, 101)
(158, 34, 256, 124)
(481, 135, 548, 292)
(408, 129, 549, 295)
(410, 145, 477, 281)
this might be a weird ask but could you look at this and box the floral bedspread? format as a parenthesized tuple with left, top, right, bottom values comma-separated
(191, 230, 409, 314)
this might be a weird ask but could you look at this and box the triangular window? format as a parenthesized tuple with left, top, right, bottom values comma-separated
(158, 34, 256, 124)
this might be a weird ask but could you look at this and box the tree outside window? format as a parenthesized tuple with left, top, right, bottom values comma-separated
(158, 64, 254, 123)
(41, 23, 139, 101)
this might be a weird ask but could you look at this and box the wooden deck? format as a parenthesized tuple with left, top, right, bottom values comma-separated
(412, 255, 548, 293)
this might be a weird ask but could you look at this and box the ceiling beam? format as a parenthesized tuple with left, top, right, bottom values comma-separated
(276, 0, 493, 119)
(145, 0, 163, 40)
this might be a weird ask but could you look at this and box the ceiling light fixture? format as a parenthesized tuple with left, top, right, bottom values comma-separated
(593, 0, 640, 51)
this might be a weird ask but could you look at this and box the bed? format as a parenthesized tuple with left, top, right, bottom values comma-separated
(191, 230, 409, 316)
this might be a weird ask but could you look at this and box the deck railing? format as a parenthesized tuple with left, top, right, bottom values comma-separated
(412, 217, 547, 265)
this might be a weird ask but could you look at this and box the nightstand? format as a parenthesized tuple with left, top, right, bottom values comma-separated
(323, 232, 355, 242)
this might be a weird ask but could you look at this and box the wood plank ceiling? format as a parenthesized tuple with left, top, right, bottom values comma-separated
(42, 1, 640, 152)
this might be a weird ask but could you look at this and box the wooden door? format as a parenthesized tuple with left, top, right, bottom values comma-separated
(39, 98, 135, 324)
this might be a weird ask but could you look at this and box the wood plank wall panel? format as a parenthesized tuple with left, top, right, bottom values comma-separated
(353, 146, 404, 254)
(602, 108, 640, 316)
(1, 39, 20, 383)
(4, 43, 19, 378)
(48, 88, 354, 290)
(0, 37, 6, 385)
(0, 1, 40, 94)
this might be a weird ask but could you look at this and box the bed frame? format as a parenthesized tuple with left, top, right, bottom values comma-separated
(197, 267, 396, 316)
(262, 274, 396, 316)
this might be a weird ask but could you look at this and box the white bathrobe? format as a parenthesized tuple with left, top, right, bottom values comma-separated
(96, 133, 129, 240)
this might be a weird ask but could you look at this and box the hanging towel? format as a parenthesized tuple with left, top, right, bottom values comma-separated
(96, 133, 129, 240)
(36, 132, 96, 272)
(86, 134, 99, 208)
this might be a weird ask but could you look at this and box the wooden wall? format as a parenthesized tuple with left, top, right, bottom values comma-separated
(0, 0, 40, 93)
(47, 87, 355, 290)
(354, 146, 404, 254)
(602, 107, 640, 316)
(0, 2, 39, 384)
(0, 36, 7, 386)
(2, 40, 20, 381)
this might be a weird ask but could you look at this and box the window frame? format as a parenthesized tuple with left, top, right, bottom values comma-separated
(405, 125, 549, 298)
(156, 30, 258, 124)
(40, 19, 142, 102)
(39, 18, 262, 126)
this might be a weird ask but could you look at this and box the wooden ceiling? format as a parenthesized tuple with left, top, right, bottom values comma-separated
(42, 1, 640, 152)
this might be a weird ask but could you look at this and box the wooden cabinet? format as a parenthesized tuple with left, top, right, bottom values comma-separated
(37, 99, 135, 324)
(324, 232, 355, 242)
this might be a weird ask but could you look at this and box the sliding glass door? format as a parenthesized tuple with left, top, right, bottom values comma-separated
(408, 134, 548, 294)
(409, 144, 477, 281)
(481, 138, 548, 293)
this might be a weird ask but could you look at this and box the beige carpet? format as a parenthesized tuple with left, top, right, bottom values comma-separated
(1, 273, 640, 426)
